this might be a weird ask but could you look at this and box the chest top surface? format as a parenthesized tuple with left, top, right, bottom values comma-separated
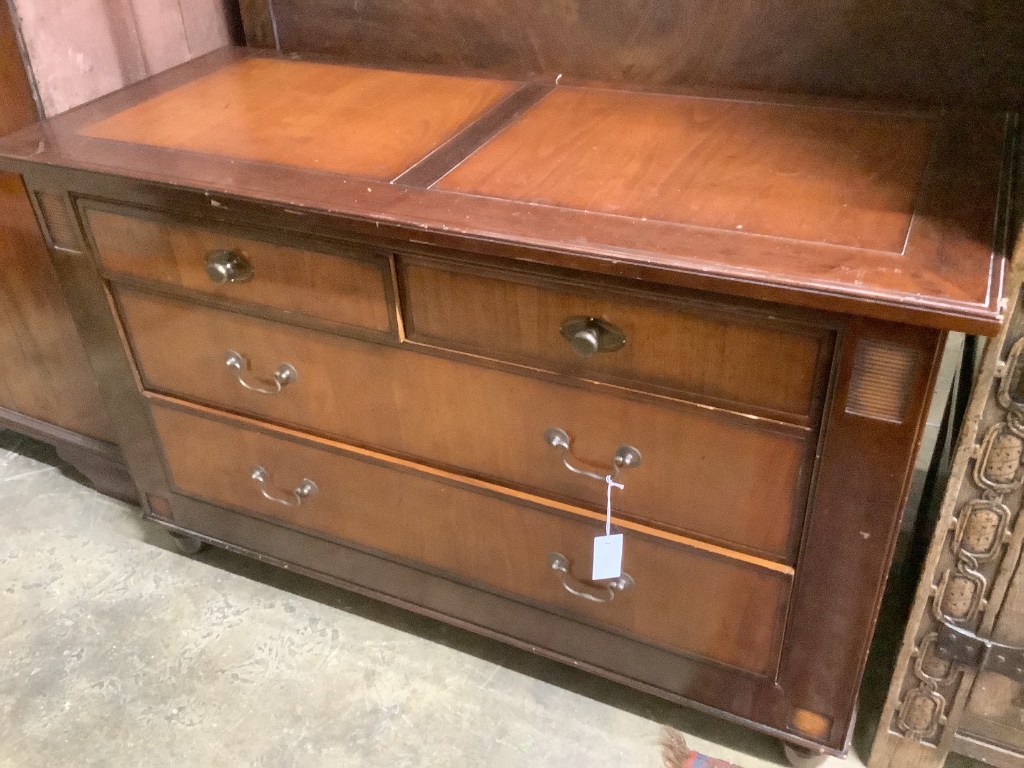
(0, 47, 1015, 333)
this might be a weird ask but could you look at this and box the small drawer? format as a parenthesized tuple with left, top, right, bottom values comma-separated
(151, 402, 791, 676)
(399, 259, 831, 423)
(117, 288, 816, 561)
(84, 205, 394, 334)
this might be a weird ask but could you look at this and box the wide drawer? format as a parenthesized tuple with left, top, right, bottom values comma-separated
(117, 288, 815, 561)
(84, 205, 394, 334)
(150, 402, 791, 676)
(399, 259, 832, 423)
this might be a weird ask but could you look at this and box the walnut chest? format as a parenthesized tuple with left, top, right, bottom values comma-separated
(0, 48, 1016, 755)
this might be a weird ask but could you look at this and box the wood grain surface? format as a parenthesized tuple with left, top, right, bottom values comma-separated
(960, 547, 1024, 750)
(0, 2, 113, 441)
(151, 401, 792, 676)
(260, 0, 1024, 106)
(83, 57, 517, 179)
(400, 258, 831, 423)
(115, 287, 815, 561)
(0, 174, 113, 440)
(437, 87, 935, 252)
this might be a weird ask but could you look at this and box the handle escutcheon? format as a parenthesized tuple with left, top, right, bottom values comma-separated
(544, 427, 641, 482)
(547, 552, 633, 603)
(560, 316, 626, 358)
(204, 249, 254, 284)
(250, 465, 318, 506)
(225, 350, 297, 395)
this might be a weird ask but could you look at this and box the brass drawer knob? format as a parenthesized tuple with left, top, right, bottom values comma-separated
(204, 249, 254, 284)
(560, 316, 625, 358)
(547, 552, 634, 603)
(544, 427, 641, 482)
(225, 350, 297, 395)
(250, 465, 318, 507)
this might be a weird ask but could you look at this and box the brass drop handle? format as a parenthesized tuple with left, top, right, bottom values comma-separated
(547, 552, 633, 603)
(544, 427, 641, 482)
(204, 249, 254, 284)
(250, 465, 318, 506)
(225, 350, 297, 395)
(560, 316, 625, 358)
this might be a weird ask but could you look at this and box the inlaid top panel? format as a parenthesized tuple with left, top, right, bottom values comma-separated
(83, 58, 516, 180)
(438, 88, 935, 252)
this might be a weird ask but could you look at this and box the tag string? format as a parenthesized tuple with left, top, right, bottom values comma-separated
(605, 474, 623, 536)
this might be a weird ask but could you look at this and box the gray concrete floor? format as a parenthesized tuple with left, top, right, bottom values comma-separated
(0, 429, 914, 768)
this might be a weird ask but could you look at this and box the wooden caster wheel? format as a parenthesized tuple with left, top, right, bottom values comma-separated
(170, 532, 206, 555)
(783, 743, 829, 768)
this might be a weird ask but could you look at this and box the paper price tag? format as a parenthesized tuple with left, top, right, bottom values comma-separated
(592, 533, 623, 581)
(594, 474, 625, 580)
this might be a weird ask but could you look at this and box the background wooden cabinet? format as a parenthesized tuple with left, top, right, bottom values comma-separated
(0, 0, 237, 498)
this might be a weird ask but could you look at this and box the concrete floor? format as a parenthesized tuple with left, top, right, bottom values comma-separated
(0, 428, 929, 768)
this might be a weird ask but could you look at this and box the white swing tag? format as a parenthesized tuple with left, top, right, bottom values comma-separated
(592, 533, 624, 581)
(593, 475, 624, 581)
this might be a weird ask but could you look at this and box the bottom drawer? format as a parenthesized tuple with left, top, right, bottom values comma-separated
(150, 402, 791, 676)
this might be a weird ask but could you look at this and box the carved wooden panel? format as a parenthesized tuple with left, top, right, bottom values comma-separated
(870, 214, 1024, 768)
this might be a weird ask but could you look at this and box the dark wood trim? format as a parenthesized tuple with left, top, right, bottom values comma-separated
(776, 319, 945, 748)
(22, 179, 173, 499)
(0, 404, 137, 503)
(240, 0, 1024, 106)
(394, 82, 553, 188)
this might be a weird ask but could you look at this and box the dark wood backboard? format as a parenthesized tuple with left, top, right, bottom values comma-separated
(240, 0, 1024, 106)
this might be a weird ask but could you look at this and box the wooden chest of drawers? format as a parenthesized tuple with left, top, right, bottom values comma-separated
(0, 48, 1016, 756)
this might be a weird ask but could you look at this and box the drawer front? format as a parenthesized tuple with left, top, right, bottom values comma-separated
(85, 206, 394, 333)
(151, 403, 791, 676)
(400, 260, 831, 422)
(118, 288, 814, 560)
